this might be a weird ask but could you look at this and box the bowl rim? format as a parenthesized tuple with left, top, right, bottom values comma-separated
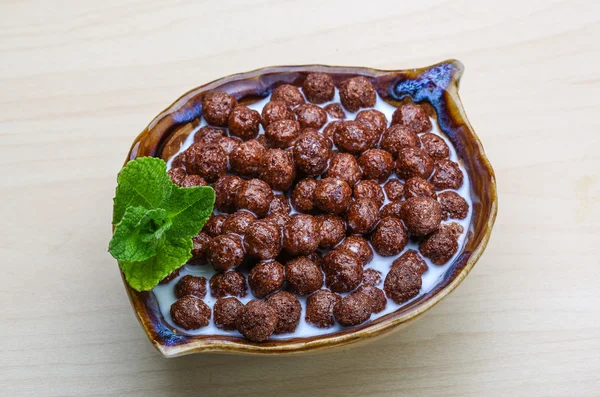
(120, 59, 498, 357)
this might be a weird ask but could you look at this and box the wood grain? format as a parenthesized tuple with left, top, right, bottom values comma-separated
(1, 1, 599, 396)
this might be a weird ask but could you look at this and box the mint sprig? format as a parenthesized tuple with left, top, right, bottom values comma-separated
(109, 157, 215, 291)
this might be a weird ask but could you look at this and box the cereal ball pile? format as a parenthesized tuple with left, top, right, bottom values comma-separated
(164, 74, 470, 341)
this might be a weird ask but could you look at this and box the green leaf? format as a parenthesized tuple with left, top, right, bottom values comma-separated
(112, 157, 172, 224)
(109, 157, 216, 292)
(164, 185, 215, 238)
(108, 206, 172, 263)
(119, 236, 193, 292)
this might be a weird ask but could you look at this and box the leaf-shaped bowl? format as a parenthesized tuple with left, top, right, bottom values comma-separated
(120, 60, 497, 357)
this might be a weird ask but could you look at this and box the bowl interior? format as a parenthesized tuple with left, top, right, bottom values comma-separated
(122, 60, 497, 356)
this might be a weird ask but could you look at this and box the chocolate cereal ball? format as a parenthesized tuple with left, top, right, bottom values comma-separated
(420, 133, 449, 159)
(235, 178, 274, 217)
(392, 250, 428, 276)
(396, 147, 434, 180)
(346, 199, 380, 234)
(337, 236, 373, 266)
(213, 297, 244, 330)
(183, 143, 227, 182)
(404, 177, 437, 199)
(229, 139, 266, 177)
(168, 167, 191, 185)
(324, 103, 346, 119)
(294, 104, 327, 130)
(266, 291, 301, 334)
(380, 125, 421, 157)
(221, 210, 256, 235)
(175, 275, 207, 299)
(179, 174, 207, 188)
(356, 285, 386, 313)
(285, 256, 324, 295)
(391, 103, 432, 134)
(302, 72, 335, 104)
(291, 178, 317, 213)
(170, 295, 211, 330)
(358, 149, 394, 182)
(283, 214, 320, 256)
(210, 271, 247, 298)
(293, 131, 331, 176)
(384, 179, 405, 201)
(269, 194, 291, 215)
(334, 120, 375, 154)
(259, 149, 296, 191)
(314, 177, 352, 215)
(206, 233, 245, 271)
(339, 76, 376, 112)
(324, 249, 363, 293)
(228, 105, 261, 140)
(236, 300, 277, 342)
(170, 152, 186, 169)
(244, 219, 282, 260)
(180, 172, 210, 188)
(188, 232, 212, 264)
(216, 136, 241, 155)
(356, 109, 387, 141)
(305, 290, 341, 328)
(265, 119, 301, 149)
(353, 180, 385, 208)
(202, 91, 238, 127)
(438, 191, 469, 220)
(431, 159, 464, 190)
(317, 215, 346, 248)
(193, 126, 225, 146)
(214, 175, 244, 213)
(380, 200, 403, 220)
(265, 212, 290, 229)
(384, 264, 421, 304)
(271, 84, 305, 107)
(333, 292, 372, 326)
(322, 120, 341, 145)
(326, 152, 363, 187)
(248, 260, 285, 298)
(370, 217, 408, 256)
(419, 223, 464, 265)
(261, 100, 295, 128)
(202, 213, 228, 237)
(362, 268, 383, 286)
(167, 167, 186, 185)
(400, 197, 442, 236)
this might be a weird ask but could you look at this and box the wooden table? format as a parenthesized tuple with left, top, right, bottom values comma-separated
(2, 1, 599, 396)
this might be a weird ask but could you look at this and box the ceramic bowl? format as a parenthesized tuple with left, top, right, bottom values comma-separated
(120, 60, 498, 357)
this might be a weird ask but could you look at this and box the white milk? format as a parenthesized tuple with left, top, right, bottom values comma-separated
(158, 88, 472, 338)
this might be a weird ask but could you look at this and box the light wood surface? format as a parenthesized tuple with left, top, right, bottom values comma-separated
(1, 1, 599, 396)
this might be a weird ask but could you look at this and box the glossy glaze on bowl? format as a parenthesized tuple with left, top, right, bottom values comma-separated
(120, 60, 498, 357)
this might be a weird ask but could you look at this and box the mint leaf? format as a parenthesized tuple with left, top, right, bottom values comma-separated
(164, 185, 215, 238)
(109, 206, 172, 262)
(119, 236, 193, 292)
(109, 157, 215, 292)
(112, 157, 172, 224)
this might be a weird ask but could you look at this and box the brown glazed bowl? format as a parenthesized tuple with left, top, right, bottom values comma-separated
(121, 60, 497, 357)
